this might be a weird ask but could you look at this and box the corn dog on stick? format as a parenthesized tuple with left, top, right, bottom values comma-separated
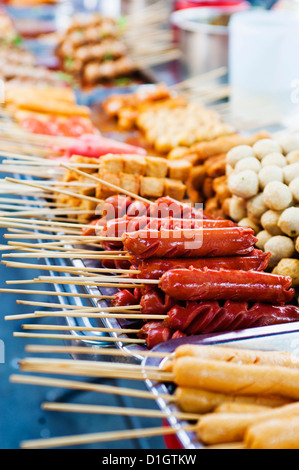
(197, 401, 299, 445)
(172, 357, 299, 400)
(173, 344, 299, 369)
(174, 387, 291, 414)
(245, 416, 299, 449)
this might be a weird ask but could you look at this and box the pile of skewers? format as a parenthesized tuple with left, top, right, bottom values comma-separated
(55, 2, 181, 86)
(8, 342, 299, 449)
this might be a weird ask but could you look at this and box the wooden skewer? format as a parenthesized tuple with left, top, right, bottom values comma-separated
(2, 252, 131, 260)
(4, 177, 104, 204)
(0, 150, 48, 161)
(20, 424, 197, 449)
(13, 332, 146, 344)
(0, 220, 82, 234)
(0, 288, 115, 300)
(18, 357, 174, 380)
(36, 275, 154, 285)
(2, 260, 138, 276)
(15, 300, 140, 312)
(10, 373, 174, 400)
(7, 240, 102, 251)
(0, 215, 91, 230)
(3, 233, 102, 241)
(28, 278, 142, 289)
(172, 66, 228, 90)
(5, 310, 166, 321)
(22, 324, 141, 335)
(60, 164, 154, 206)
(23, 344, 170, 359)
(41, 401, 202, 422)
(0, 207, 96, 219)
(0, 197, 68, 207)
(2, 159, 101, 170)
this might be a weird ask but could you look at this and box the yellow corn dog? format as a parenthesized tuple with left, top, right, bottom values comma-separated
(175, 387, 291, 414)
(174, 344, 299, 369)
(214, 402, 270, 414)
(173, 357, 299, 400)
(197, 401, 299, 445)
(245, 416, 299, 449)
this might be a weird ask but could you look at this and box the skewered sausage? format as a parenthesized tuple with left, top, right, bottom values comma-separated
(123, 227, 257, 260)
(160, 268, 295, 304)
(134, 250, 270, 279)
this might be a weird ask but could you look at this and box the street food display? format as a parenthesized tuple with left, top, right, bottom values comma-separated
(1, 0, 299, 451)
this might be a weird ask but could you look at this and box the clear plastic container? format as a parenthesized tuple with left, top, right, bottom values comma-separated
(228, 9, 299, 125)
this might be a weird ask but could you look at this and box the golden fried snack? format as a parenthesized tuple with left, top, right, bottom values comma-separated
(245, 416, 299, 449)
(212, 175, 231, 203)
(5, 86, 76, 105)
(213, 402, 270, 414)
(173, 357, 299, 400)
(174, 344, 299, 369)
(204, 153, 227, 178)
(174, 387, 290, 414)
(197, 401, 299, 445)
(13, 96, 90, 118)
(175, 131, 270, 165)
(272, 258, 299, 287)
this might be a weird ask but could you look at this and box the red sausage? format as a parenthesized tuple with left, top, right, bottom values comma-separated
(165, 300, 299, 335)
(100, 216, 236, 251)
(159, 267, 295, 304)
(135, 249, 270, 279)
(123, 227, 257, 260)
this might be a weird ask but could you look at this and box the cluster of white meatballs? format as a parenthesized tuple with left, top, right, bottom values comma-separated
(226, 135, 299, 268)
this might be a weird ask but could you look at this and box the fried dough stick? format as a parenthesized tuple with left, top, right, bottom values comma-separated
(174, 344, 299, 369)
(174, 387, 291, 414)
(245, 416, 299, 449)
(197, 401, 299, 445)
(173, 357, 299, 400)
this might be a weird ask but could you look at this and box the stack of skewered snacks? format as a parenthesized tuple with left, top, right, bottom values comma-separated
(57, 154, 191, 223)
(223, 134, 299, 291)
(103, 86, 235, 153)
(72, 189, 299, 349)
(164, 344, 299, 449)
(55, 10, 173, 86)
(168, 130, 271, 217)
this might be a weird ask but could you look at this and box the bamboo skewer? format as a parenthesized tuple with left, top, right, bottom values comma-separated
(171, 66, 228, 90)
(0, 197, 68, 207)
(10, 374, 174, 401)
(15, 300, 140, 312)
(13, 332, 146, 344)
(0, 220, 82, 234)
(0, 287, 115, 300)
(17, 358, 174, 383)
(22, 324, 141, 335)
(1, 260, 138, 276)
(0, 215, 91, 230)
(4, 177, 104, 204)
(20, 424, 197, 449)
(41, 401, 202, 422)
(24, 344, 169, 359)
(2, 251, 131, 260)
(5, 310, 166, 321)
